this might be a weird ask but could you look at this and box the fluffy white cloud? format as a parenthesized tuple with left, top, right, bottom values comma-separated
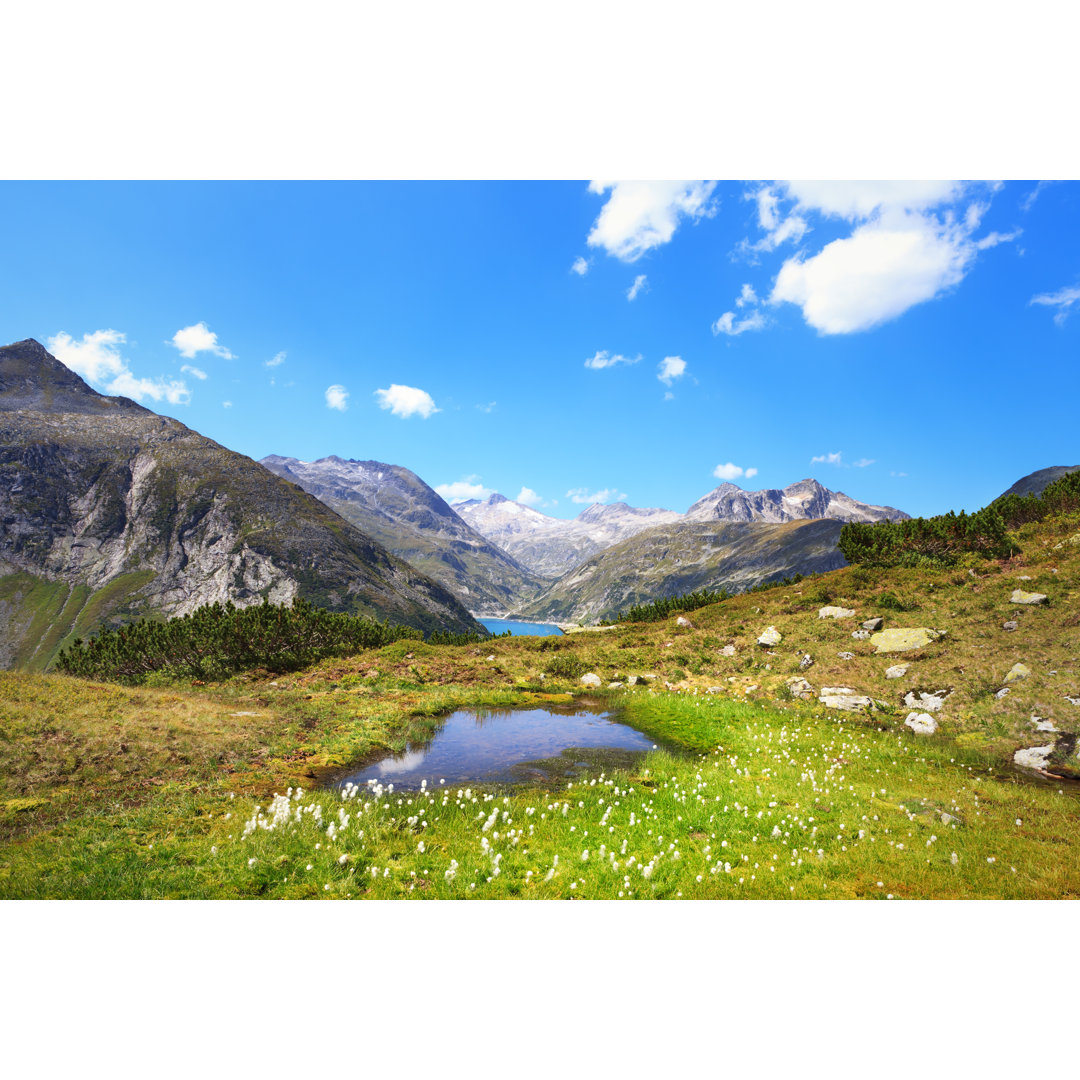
(47, 329, 190, 405)
(713, 462, 757, 482)
(740, 186, 809, 254)
(712, 310, 765, 336)
(436, 476, 493, 501)
(374, 383, 439, 418)
(266, 351, 286, 368)
(170, 322, 235, 360)
(222, 401, 233, 408)
(571, 256, 589, 276)
(811, 451, 843, 465)
(587, 181, 717, 262)
(781, 181, 964, 220)
(627, 274, 647, 301)
(325, 384, 349, 411)
(567, 487, 626, 505)
(584, 350, 640, 370)
(476, 401, 497, 413)
(180, 364, 207, 380)
(657, 355, 686, 385)
(771, 213, 975, 334)
(852, 458, 876, 468)
(1031, 283, 1080, 326)
(515, 487, 546, 507)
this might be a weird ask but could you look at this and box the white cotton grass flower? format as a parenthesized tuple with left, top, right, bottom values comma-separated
(247, 858, 257, 867)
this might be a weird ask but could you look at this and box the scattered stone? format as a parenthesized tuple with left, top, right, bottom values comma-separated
(862, 617, 884, 631)
(757, 626, 782, 647)
(870, 627, 946, 653)
(720, 644, 736, 656)
(904, 712, 938, 735)
(1011, 589, 1048, 605)
(486, 655, 496, 661)
(752, 606, 763, 615)
(995, 687, 1010, 699)
(1031, 716, 1059, 733)
(903, 689, 950, 712)
(1004, 662, 1031, 684)
(1003, 620, 1018, 632)
(579, 673, 602, 688)
(885, 664, 909, 680)
(851, 630, 870, 640)
(626, 675, 640, 686)
(1052, 532, 1080, 551)
(675, 616, 694, 628)
(786, 677, 815, 701)
(229, 711, 261, 717)
(1014, 744, 1055, 771)
(818, 606, 855, 619)
(1066, 695, 1080, 706)
(837, 651, 855, 660)
(799, 654, 814, 670)
(1018, 575, 1032, 581)
(940, 812, 960, 826)
(608, 681, 624, 689)
(819, 687, 874, 712)
(706, 686, 724, 694)
(641, 674, 658, 681)
(538, 673, 546, 680)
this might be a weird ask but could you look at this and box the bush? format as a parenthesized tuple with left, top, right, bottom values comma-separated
(543, 654, 588, 679)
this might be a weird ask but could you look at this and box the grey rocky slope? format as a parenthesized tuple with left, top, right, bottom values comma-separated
(454, 494, 682, 578)
(998, 465, 1080, 499)
(259, 455, 545, 613)
(0, 339, 482, 670)
(685, 478, 908, 524)
(514, 518, 848, 625)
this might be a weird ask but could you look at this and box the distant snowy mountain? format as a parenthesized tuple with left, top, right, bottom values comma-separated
(685, 478, 908, 525)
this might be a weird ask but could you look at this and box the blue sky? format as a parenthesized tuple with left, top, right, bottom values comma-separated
(2, 179, 1077, 519)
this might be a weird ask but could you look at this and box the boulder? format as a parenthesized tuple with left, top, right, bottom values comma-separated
(1031, 716, 1059, 733)
(885, 664, 909, 680)
(720, 644, 736, 656)
(1014, 744, 1055, 771)
(1004, 662, 1031, 684)
(851, 630, 870, 640)
(818, 606, 855, 619)
(1052, 532, 1080, 551)
(799, 654, 814, 670)
(579, 673, 602, 688)
(870, 628, 945, 653)
(1010, 589, 1048, 605)
(786, 677, 815, 700)
(862, 617, 884, 632)
(903, 689, 950, 712)
(706, 686, 724, 694)
(1003, 620, 1018, 632)
(626, 675, 640, 686)
(837, 651, 855, 660)
(819, 687, 874, 712)
(995, 687, 1010, 699)
(904, 712, 938, 735)
(675, 616, 694, 628)
(757, 626, 782, 647)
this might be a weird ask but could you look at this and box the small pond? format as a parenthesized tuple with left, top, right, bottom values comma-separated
(479, 618, 563, 637)
(335, 705, 660, 791)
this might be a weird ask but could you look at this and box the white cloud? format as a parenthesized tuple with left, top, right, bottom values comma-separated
(712, 310, 766, 336)
(1031, 283, 1080, 326)
(712, 462, 756, 482)
(890, 471, 909, 478)
(584, 350, 640, 370)
(771, 213, 976, 334)
(180, 364, 207, 380)
(170, 322, 235, 360)
(47, 329, 190, 405)
(663, 391, 675, 401)
(740, 186, 809, 254)
(374, 383, 439, 419)
(266, 351, 286, 368)
(852, 458, 876, 468)
(567, 487, 626, 505)
(657, 355, 686, 386)
(515, 487, 546, 507)
(811, 451, 843, 466)
(222, 401, 233, 408)
(325, 384, 349, 411)
(436, 475, 493, 501)
(571, 256, 589, 276)
(975, 229, 1022, 251)
(781, 180, 964, 220)
(627, 274, 648, 301)
(586, 181, 717, 262)
(736, 284, 757, 307)
(476, 401, 497, 413)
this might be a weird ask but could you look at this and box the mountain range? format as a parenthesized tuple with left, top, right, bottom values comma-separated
(0, 339, 482, 669)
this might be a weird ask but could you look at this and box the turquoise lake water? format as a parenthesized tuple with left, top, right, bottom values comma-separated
(479, 617, 563, 637)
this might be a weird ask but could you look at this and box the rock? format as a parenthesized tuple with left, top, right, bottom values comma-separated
(1010, 589, 1048, 605)
(1004, 662, 1031, 684)
(940, 812, 960, 826)
(870, 628, 945, 653)
(1052, 532, 1080, 551)
(818, 606, 855, 619)
(786, 677, 814, 701)
(904, 712, 938, 735)
(819, 687, 874, 712)
(579, 673, 602, 687)
(885, 664, 909, 679)
(903, 689, 950, 712)
(757, 626, 782, 647)
(851, 630, 870, 640)
(862, 617, 884, 631)
(1018, 575, 1032, 581)
(608, 681, 624, 689)
(538, 673, 546, 680)
(1066, 695, 1080, 706)
(706, 686, 724, 694)
(1014, 744, 1055, 771)
(486, 655, 496, 661)
(1031, 716, 1058, 733)
(799, 654, 814, 670)
(675, 616, 694, 628)
(641, 674, 658, 681)
(1003, 620, 1018, 632)
(720, 644, 736, 656)
(995, 687, 1010, 699)
(837, 651, 855, 660)
(626, 675, 640, 686)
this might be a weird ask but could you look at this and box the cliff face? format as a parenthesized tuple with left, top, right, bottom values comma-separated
(259, 455, 546, 613)
(0, 339, 482, 669)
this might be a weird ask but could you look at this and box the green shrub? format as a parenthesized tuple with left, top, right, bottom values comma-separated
(543, 654, 588, 679)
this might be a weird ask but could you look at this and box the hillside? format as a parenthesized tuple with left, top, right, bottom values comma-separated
(260, 455, 545, 613)
(515, 518, 847, 623)
(0, 339, 482, 669)
(999, 465, 1080, 499)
